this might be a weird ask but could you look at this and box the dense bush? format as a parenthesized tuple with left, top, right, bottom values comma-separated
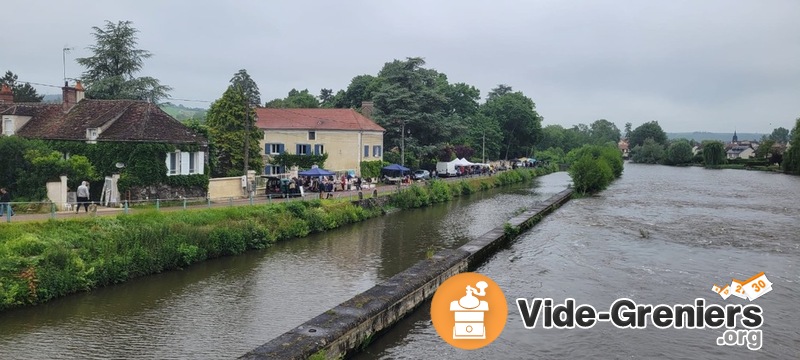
(665, 140, 694, 165)
(360, 160, 389, 179)
(631, 138, 666, 164)
(567, 144, 624, 195)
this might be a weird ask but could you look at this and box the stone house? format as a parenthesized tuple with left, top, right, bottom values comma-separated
(255, 104, 385, 175)
(1, 81, 208, 199)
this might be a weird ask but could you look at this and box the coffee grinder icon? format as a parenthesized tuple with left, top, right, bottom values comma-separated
(449, 280, 489, 339)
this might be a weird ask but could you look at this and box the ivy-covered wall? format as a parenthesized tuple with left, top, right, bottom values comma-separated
(47, 141, 208, 198)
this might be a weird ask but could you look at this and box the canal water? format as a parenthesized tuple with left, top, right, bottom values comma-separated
(356, 164, 800, 360)
(0, 173, 571, 359)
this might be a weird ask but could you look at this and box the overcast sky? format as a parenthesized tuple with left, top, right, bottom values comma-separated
(4, 0, 799, 133)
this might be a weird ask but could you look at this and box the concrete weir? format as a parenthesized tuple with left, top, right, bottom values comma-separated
(241, 188, 574, 359)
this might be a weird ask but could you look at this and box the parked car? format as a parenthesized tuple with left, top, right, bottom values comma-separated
(413, 170, 431, 180)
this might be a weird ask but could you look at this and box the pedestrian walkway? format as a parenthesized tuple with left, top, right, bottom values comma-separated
(2, 176, 480, 223)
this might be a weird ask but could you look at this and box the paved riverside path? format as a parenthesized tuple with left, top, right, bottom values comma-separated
(2, 174, 501, 223)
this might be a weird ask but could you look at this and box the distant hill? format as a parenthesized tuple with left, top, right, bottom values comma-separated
(667, 132, 765, 142)
(159, 102, 207, 122)
(42, 94, 61, 103)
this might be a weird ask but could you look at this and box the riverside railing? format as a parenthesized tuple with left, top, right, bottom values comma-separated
(0, 187, 388, 223)
(1, 171, 514, 223)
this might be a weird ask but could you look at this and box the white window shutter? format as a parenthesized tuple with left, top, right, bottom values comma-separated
(165, 153, 171, 175)
(197, 152, 205, 175)
(180, 152, 190, 175)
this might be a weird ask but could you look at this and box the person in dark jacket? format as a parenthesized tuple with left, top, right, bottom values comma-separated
(0, 187, 14, 216)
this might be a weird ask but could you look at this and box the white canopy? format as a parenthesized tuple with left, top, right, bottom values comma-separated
(452, 158, 474, 166)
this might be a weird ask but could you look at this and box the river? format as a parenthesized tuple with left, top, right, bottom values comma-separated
(0, 173, 571, 359)
(356, 163, 800, 359)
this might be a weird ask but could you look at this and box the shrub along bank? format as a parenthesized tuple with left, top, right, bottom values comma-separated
(566, 144, 624, 196)
(0, 167, 556, 311)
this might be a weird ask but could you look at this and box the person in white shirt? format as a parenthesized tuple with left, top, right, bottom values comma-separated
(76, 181, 90, 213)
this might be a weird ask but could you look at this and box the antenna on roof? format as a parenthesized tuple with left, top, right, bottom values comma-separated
(62, 47, 74, 84)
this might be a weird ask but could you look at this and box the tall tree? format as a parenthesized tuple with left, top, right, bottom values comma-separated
(590, 119, 621, 144)
(781, 118, 800, 175)
(769, 127, 790, 144)
(481, 88, 542, 159)
(624, 122, 632, 139)
(629, 121, 668, 147)
(319, 88, 334, 107)
(372, 57, 457, 162)
(1, 71, 44, 102)
(265, 89, 319, 108)
(702, 141, 727, 167)
(229, 69, 261, 105)
(205, 87, 263, 177)
(486, 84, 513, 101)
(76, 20, 171, 102)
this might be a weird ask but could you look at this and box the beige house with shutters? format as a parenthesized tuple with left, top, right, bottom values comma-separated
(255, 106, 385, 175)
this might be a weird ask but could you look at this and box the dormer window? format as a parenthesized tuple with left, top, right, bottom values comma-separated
(2, 117, 13, 136)
(87, 128, 99, 141)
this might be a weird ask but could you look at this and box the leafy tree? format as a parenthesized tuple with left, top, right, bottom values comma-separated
(265, 89, 319, 108)
(629, 121, 668, 147)
(206, 87, 263, 177)
(230, 69, 261, 105)
(445, 82, 480, 116)
(665, 140, 694, 165)
(567, 144, 622, 195)
(372, 57, 460, 164)
(631, 138, 665, 164)
(702, 140, 727, 167)
(769, 127, 790, 144)
(76, 20, 171, 102)
(336, 74, 381, 108)
(624, 122, 632, 138)
(781, 118, 800, 175)
(590, 119, 621, 144)
(481, 86, 542, 159)
(319, 88, 334, 107)
(754, 140, 775, 159)
(486, 84, 513, 101)
(1, 71, 44, 102)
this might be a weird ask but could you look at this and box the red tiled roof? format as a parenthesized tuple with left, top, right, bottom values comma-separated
(255, 108, 385, 132)
(2, 100, 206, 144)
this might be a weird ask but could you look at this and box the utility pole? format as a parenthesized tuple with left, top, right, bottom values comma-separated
(401, 121, 405, 166)
(482, 130, 486, 164)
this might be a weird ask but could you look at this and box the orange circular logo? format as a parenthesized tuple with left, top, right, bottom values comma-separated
(431, 272, 507, 350)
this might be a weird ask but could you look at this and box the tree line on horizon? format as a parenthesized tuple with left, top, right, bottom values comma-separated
(5, 20, 800, 177)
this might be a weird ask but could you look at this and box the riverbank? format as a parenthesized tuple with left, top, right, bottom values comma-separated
(0, 166, 558, 312)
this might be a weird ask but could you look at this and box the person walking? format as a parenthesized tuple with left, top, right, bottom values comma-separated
(76, 181, 90, 213)
(0, 187, 14, 217)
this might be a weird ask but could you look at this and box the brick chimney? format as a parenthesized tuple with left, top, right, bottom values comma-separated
(360, 101, 374, 118)
(0, 84, 13, 104)
(62, 81, 85, 111)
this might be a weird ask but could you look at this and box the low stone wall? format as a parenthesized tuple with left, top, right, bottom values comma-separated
(241, 188, 574, 359)
(127, 184, 207, 201)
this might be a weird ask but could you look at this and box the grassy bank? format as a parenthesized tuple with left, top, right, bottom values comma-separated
(0, 167, 556, 311)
